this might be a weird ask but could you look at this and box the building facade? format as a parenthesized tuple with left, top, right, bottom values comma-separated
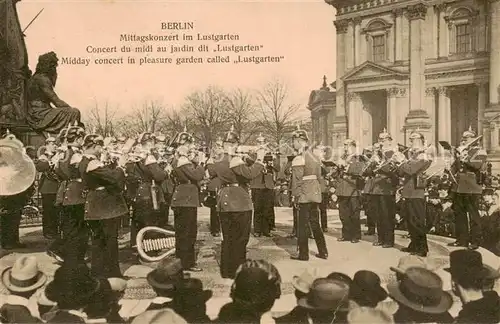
(323, 0, 500, 160)
(307, 76, 337, 146)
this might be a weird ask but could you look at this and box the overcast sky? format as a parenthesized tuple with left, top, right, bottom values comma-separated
(18, 0, 337, 118)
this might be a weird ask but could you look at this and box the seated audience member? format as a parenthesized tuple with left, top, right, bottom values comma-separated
(83, 278, 127, 323)
(347, 307, 394, 324)
(349, 270, 387, 308)
(44, 264, 101, 323)
(297, 278, 354, 324)
(167, 277, 212, 323)
(275, 268, 318, 323)
(480, 190, 500, 256)
(446, 250, 500, 323)
(217, 259, 281, 324)
(145, 258, 187, 311)
(0, 256, 47, 323)
(388, 266, 454, 323)
(131, 309, 187, 324)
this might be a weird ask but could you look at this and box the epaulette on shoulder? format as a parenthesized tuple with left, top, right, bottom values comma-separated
(70, 153, 83, 165)
(292, 155, 305, 167)
(86, 159, 104, 173)
(144, 154, 157, 166)
(177, 156, 191, 168)
(229, 156, 245, 169)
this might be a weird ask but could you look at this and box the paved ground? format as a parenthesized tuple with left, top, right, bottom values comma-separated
(1, 207, 499, 320)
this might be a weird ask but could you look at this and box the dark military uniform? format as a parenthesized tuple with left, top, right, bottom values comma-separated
(318, 165, 330, 231)
(250, 160, 277, 237)
(81, 154, 128, 278)
(171, 154, 205, 270)
(291, 151, 328, 260)
(397, 151, 432, 256)
(206, 159, 221, 236)
(284, 158, 298, 237)
(35, 150, 61, 239)
(128, 154, 167, 245)
(449, 137, 487, 249)
(49, 145, 89, 264)
(212, 153, 264, 278)
(333, 154, 366, 243)
(361, 147, 377, 235)
(159, 159, 175, 229)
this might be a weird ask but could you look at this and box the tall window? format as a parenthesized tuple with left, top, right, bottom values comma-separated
(372, 35, 386, 62)
(455, 23, 471, 53)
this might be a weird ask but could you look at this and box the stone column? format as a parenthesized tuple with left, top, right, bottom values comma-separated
(405, 3, 431, 137)
(347, 92, 362, 144)
(353, 17, 362, 67)
(436, 3, 448, 59)
(489, 0, 500, 107)
(387, 88, 401, 142)
(425, 87, 436, 146)
(477, 82, 488, 136)
(437, 87, 451, 145)
(393, 9, 404, 62)
(491, 123, 500, 151)
(346, 19, 355, 70)
(334, 19, 348, 118)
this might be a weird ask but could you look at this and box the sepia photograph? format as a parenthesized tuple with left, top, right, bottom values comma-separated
(0, 0, 500, 323)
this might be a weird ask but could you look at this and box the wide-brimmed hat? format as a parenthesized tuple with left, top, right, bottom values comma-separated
(1, 256, 47, 293)
(326, 272, 352, 285)
(390, 255, 426, 274)
(444, 249, 500, 280)
(349, 270, 388, 306)
(147, 258, 186, 290)
(45, 264, 100, 308)
(292, 268, 318, 294)
(387, 267, 453, 314)
(298, 278, 352, 312)
(177, 277, 212, 302)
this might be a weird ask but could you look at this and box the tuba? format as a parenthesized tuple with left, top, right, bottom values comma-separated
(136, 226, 176, 264)
(0, 134, 36, 196)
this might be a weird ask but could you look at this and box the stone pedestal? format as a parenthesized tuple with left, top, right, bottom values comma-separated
(404, 109, 432, 144)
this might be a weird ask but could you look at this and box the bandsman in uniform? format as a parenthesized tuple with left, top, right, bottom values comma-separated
(317, 143, 330, 232)
(363, 129, 400, 248)
(156, 135, 175, 229)
(205, 137, 223, 237)
(0, 131, 35, 250)
(332, 139, 366, 244)
(361, 145, 377, 236)
(289, 126, 328, 261)
(284, 153, 297, 237)
(47, 123, 87, 264)
(80, 132, 129, 278)
(210, 126, 265, 278)
(35, 136, 61, 239)
(170, 131, 206, 272)
(397, 130, 432, 257)
(448, 126, 487, 250)
(250, 134, 278, 237)
(128, 132, 168, 245)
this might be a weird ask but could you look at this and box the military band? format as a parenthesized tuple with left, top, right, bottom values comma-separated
(4, 120, 500, 278)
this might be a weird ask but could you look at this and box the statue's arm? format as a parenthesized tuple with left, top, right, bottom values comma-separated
(38, 76, 70, 108)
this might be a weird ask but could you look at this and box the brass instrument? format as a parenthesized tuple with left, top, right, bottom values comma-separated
(136, 226, 176, 265)
(0, 133, 37, 196)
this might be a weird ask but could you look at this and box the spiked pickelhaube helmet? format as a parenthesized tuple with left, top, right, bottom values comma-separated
(66, 121, 85, 142)
(224, 125, 239, 144)
(83, 127, 104, 147)
(172, 126, 194, 147)
(378, 128, 392, 141)
(462, 125, 476, 139)
(291, 124, 309, 142)
(409, 128, 424, 141)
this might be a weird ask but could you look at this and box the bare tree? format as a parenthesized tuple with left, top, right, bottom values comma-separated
(181, 86, 231, 147)
(86, 99, 119, 136)
(225, 88, 260, 144)
(255, 79, 301, 145)
(131, 99, 166, 133)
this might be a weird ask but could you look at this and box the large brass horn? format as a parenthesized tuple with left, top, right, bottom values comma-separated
(136, 226, 176, 263)
(0, 137, 36, 196)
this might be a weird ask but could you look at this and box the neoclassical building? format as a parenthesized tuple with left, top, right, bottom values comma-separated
(307, 76, 336, 146)
(322, 0, 500, 161)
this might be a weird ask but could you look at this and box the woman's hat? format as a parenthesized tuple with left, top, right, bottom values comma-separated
(45, 264, 100, 308)
(292, 268, 318, 294)
(349, 270, 388, 306)
(387, 267, 453, 314)
(1, 256, 47, 293)
(297, 278, 352, 312)
(147, 258, 186, 290)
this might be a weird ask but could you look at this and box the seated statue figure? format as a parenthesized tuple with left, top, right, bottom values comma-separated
(26, 51, 83, 136)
